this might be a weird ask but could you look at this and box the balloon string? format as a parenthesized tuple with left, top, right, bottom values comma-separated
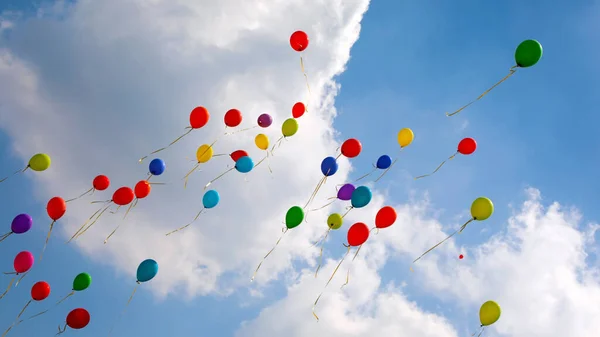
(312, 246, 351, 321)
(0, 232, 12, 243)
(139, 127, 193, 162)
(341, 244, 363, 289)
(251, 228, 289, 282)
(0, 277, 15, 300)
(108, 282, 140, 337)
(412, 218, 474, 264)
(27, 290, 74, 322)
(203, 167, 234, 190)
(254, 152, 273, 174)
(56, 323, 67, 335)
(40, 220, 56, 261)
(446, 66, 517, 117)
(314, 228, 331, 278)
(65, 187, 94, 203)
(303, 175, 328, 210)
(224, 125, 258, 135)
(471, 325, 485, 337)
(15, 272, 28, 287)
(68, 201, 110, 242)
(165, 209, 205, 236)
(74, 203, 112, 240)
(351, 166, 377, 184)
(0, 166, 28, 184)
(414, 152, 457, 180)
(270, 136, 285, 156)
(340, 207, 353, 219)
(2, 300, 31, 337)
(122, 198, 137, 220)
(183, 163, 201, 188)
(309, 199, 336, 212)
(375, 148, 404, 183)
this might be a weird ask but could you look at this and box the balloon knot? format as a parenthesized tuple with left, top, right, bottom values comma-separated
(136, 280, 141, 284)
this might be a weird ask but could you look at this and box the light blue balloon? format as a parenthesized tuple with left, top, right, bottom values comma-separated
(136, 259, 158, 283)
(351, 186, 372, 208)
(202, 190, 220, 209)
(235, 156, 254, 173)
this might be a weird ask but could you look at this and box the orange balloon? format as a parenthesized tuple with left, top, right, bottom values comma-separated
(134, 181, 151, 199)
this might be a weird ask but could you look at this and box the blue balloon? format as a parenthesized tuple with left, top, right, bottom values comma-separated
(320, 156, 338, 176)
(376, 155, 392, 169)
(235, 156, 254, 173)
(351, 186, 372, 208)
(136, 259, 158, 283)
(202, 190, 220, 209)
(149, 158, 166, 176)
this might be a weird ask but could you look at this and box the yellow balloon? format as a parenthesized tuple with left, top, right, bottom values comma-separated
(327, 213, 343, 230)
(28, 153, 51, 172)
(479, 300, 501, 326)
(282, 118, 299, 137)
(397, 128, 414, 147)
(196, 144, 213, 163)
(255, 134, 269, 151)
(471, 197, 494, 221)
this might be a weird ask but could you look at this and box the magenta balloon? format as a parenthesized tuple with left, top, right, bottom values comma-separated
(337, 184, 355, 201)
(11, 214, 33, 234)
(13, 251, 34, 274)
(257, 114, 273, 128)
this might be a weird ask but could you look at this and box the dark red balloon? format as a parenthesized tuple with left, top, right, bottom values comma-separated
(375, 206, 397, 229)
(347, 222, 369, 247)
(230, 150, 249, 162)
(190, 106, 210, 129)
(112, 187, 135, 206)
(341, 138, 362, 158)
(66, 308, 90, 330)
(457, 138, 477, 155)
(47, 197, 67, 221)
(290, 31, 309, 52)
(31, 281, 51, 301)
(134, 180, 151, 199)
(224, 109, 243, 127)
(459, 254, 464, 260)
(292, 102, 306, 118)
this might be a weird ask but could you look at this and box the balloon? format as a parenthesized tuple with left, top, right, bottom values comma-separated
(190, 106, 210, 129)
(290, 30, 309, 52)
(66, 308, 90, 329)
(292, 102, 306, 118)
(230, 150, 249, 162)
(28, 153, 51, 172)
(31, 281, 51, 301)
(285, 206, 304, 229)
(11, 213, 33, 234)
(320, 157, 338, 176)
(471, 197, 494, 221)
(479, 300, 501, 326)
(112, 187, 135, 206)
(347, 222, 369, 246)
(47, 197, 66, 221)
(341, 138, 362, 158)
(282, 118, 299, 137)
(14, 251, 34, 273)
(257, 114, 273, 128)
(224, 108, 243, 127)
(327, 213, 343, 230)
(515, 40, 543, 68)
(202, 190, 220, 209)
(92, 175, 110, 191)
(136, 259, 159, 283)
(149, 159, 166, 176)
(459, 254, 464, 260)
(375, 206, 397, 229)
(255, 134, 269, 151)
(73, 273, 92, 291)
(397, 128, 414, 148)
(337, 184, 355, 201)
(376, 155, 392, 169)
(235, 156, 254, 173)
(196, 144, 214, 163)
(457, 138, 477, 155)
(134, 180, 151, 199)
(351, 186, 372, 208)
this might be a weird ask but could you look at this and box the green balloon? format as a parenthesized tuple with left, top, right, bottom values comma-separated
(515, 40, 543, 68)
(73, 272, 92, 291)
(285, 206, 304, 229)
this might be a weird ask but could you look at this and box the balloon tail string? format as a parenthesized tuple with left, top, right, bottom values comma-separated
(0, 299, 29, 337)
(139, 128, 193, 162)
(375, 157, 400, 183)
(204, 167, 234, 190)
(0, 232, 12, 242)
(314, 229, 331, 277)
(0, 277, 15, 300)
(75, 204, 112, 240)
(309, 199, 336, 212)
(27, 309, 49, 320)
(303, 176, 327, 210)
(341, 244, 363, 289)
(251, 229, 289, 282)
(40, 221, 56, 261)
(446, 66, 517, 117)
(312, 246, 351, 321)
(224, 126, 257, 135)
(412, 220, 473, 265)
(183, 163, 201, 189)
(56, 291, 75, 305)
(270, 137, 285, 156)
(109, 284, 139, 337)
(0, 167, 27, 184)
(56, 323, 67, 335)
(300, 55, 311, 96)
(340, 207, 353, 219)
(352, 167, 377, 183)
(414, 153, 457, 180)
(471, 326, 485, 337)
(165, 209, 204, 236)
(122, 199, 136, 220)
(15, 272, 28, 287)
(65, 187, 94, 203)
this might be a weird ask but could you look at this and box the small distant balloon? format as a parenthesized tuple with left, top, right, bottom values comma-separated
(341, 138, 362, 158)
(337, 184, 355, 201)
(224, 109, 243, 127)
(149, 159, 166, 176)
(459, 254, 464, 260)
(292, 102, 306, 118)
(230, 150, 249, 162)
(92, 175, 110, 191)
(257, 114, 273, 128)
(136, 259, 159, 283)
(290, 31, 309, 52)
(202, 190, 220, 209)
(12, 213, 33, 234)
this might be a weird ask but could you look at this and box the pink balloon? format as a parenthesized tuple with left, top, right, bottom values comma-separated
(14, 251, 34, 274)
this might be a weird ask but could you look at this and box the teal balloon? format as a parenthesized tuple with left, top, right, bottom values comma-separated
(136, 259, 158, 283)
(351, 186, 372, 208)
(235, 156, 254, 173)
(202, 190, 220, 209)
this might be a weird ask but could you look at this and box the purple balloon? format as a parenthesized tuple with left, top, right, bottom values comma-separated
(257, 114, 273, 128)
(337, 184, 355, 201)
(11, 214, 33, 234)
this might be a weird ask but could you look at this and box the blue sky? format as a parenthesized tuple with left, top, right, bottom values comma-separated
(0, 0, 598, 336)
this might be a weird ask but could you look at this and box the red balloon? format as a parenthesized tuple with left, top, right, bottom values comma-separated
(290, 31, 309, 52)
(224, 109, 243, 127)
(112, 187, 135, 206)
(92, 175, 110, 191)
(347, 222, 369, 247)
(230, 150, 249, 162)
(190, 106, 210, 129)
(292, 102, 306, 118)
(134, 180, 151, 199)
(375, 206, 397, 229)
(31, 281, 51, 301)
(457, 137, 477, 155)
(47, 197, 67, 221)
(341, 138, 362, 158)
(459, 254, 464, 260)
(66, 308, 90, 330)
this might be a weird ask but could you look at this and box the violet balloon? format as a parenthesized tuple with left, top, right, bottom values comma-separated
(11, 214, 33, 234)
(257, 114, 273, 128)
(337, 184, 355, 201)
